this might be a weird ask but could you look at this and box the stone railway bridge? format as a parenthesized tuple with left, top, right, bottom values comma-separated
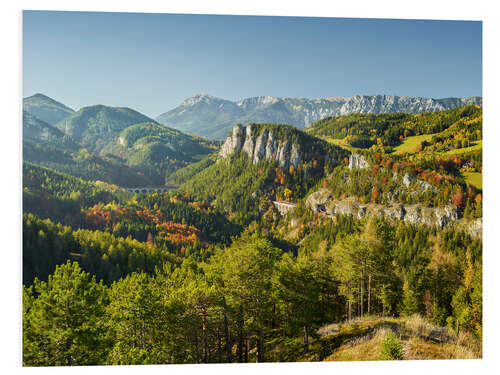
(122, 186, 177, 194)
(273, 200, 297, 216)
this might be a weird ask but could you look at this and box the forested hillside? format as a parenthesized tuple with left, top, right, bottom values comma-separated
(22, 104, 155, 186)
(181, 123, 349, 225)
(101, 122, 219, 185)
(22, 96, 219, 186)
(307, 105, 481, 151)
(55, 105, 157, 151)
(23, 105, 483, 365)
(23, 111, 78, 149)
(22, 162, 240, 282)
(23, 143, 154, 187)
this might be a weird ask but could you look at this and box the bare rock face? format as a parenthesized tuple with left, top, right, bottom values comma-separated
(290, 145, 301, 168)
(306, 190, 461, 230)
(277, 141, 292, 168)
(467, 218, 482, 239)
(242, 125, 255, 160)
(219, 125, 302, 169)
(403, 205, 423, 225)
(253, 129, 269, 164)
(384, 205, 406, 221)
(306, 189, 332, 211)
(419, 180, 434, 192)
(402, 173, 416, 187)
(219, 124, 244, 158)
(434, 206, 459, 228)
(399, 174, 437, 193)
(265, 131, 278, 160)
(348, 154, 369, 169)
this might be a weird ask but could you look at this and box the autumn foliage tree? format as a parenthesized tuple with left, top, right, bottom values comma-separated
(451, 188, 465, 209)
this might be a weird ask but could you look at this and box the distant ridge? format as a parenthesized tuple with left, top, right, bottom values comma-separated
(156, 94, 482, 140)
(23, 93, 75, 125)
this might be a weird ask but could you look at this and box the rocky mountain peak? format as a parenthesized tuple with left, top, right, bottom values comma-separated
(181, 93, 222, 106)
(236, 96, 280, 109)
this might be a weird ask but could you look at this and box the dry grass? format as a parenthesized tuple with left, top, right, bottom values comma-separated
(325, 328, 392, 361)
(402, 314, 438, 337)
(318, 314, 481, 362)
(404, 337, 477, 360)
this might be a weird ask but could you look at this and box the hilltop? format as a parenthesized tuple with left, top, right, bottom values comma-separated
(55, 104, 156, 152)
(23, 93, 75, 125)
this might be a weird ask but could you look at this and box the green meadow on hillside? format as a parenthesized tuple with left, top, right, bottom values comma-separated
(393, 134, 435, 154)
(464, 171, 482, 190)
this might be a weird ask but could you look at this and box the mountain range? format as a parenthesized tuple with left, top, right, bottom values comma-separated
(156, 94, 483, 140)
(22, 95, 217, 186)
(22, 92, 483, 184)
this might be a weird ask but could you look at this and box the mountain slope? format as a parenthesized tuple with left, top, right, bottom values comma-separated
(101, 122, 218, 185)
(26, 102, 218, 186)
(23, 110, 153, 186)
(156, 94, 482, 140)
(306, 104, 482, 150)
(55, 105, 156, 151)
(23, 93, 75, 125)
(23, 110, 78, 150)
(23, 142, 153, 187)
(156, 94, 244, 139)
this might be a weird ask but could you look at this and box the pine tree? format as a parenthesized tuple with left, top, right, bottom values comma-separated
(23, 261, 109, 366)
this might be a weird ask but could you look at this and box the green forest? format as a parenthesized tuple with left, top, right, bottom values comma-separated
(22, 102, 483, 365)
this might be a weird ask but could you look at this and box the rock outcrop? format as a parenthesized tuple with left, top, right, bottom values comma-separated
(305, 189, 463, 231)
(464, 218, 483, 240)
(402, 173, 415, 187)
(219, 124, 301, 169)
(348, 154, 369, 169)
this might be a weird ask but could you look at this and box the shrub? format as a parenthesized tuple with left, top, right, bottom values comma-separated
(379, 331, 404, 360)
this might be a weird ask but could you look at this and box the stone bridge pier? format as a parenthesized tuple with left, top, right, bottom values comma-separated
(273, 201, 297, 216)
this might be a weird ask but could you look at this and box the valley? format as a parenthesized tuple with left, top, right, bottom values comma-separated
(22, 94, 483, 365)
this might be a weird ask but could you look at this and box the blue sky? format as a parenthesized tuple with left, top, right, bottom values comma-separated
(23, 11, 482, 118)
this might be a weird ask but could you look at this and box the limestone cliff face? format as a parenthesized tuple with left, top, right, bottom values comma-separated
(348, 154, 369, 169)
(219, 124, 301, 169)
(304, 189, 478, 235)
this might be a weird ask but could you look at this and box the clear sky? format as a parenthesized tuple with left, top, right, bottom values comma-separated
(23, 11, 482, 118)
